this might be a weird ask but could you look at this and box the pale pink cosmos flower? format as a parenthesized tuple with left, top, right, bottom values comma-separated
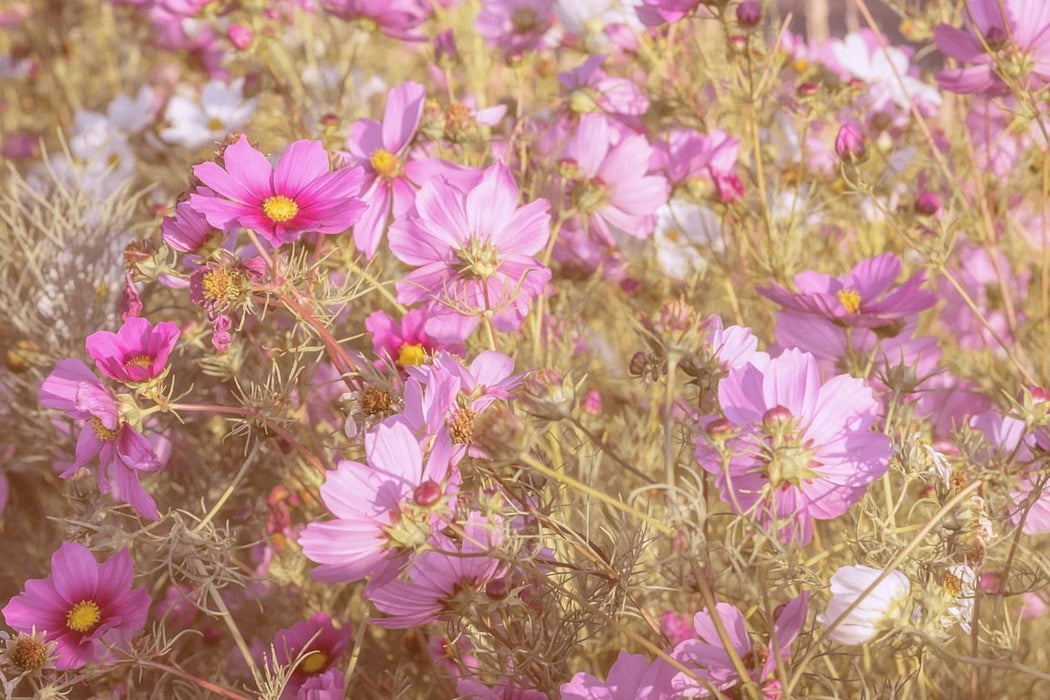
(344, 82, 427, 258)
(697, 348, 890, 544)
(559, 113, 669, 242)
(86, 317, 180, 384)
(477, 0, 554, 55)
(669, 594, 808, 697)
(2, 542, 149, 670)
(561, 651, 676, 699)
(652, 128, 739, 192)
(261, 613, 351, 699)
(299, 422, 458, 584)
(970, 410, 1050, 534)
(758, 253, 936, 332)
(190, 135, 366, 247)
(938, 245, 1029, 351)
(935, 0, 1050, 95)
(559, 54, 650, 119)
(38, 359, 163, 519)
(365, 515, 503, 628)
(636, 0, 701, 26)
(388, 161, 551, 335)
(319, 0, 432, 40)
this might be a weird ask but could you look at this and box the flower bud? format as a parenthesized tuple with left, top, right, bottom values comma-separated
(914, 191, 941, 216)
(796, 81, 819, 98)
(227, 24, 254, 50)
(736, 1, 761, 27)
(413, 480, 442, 507)
(762, 405, 793, 426)
(485, 577, 510, 600)
(728, 35, 748, 55)
(707, 418, 734, 436)
(835, 124, 867, 164)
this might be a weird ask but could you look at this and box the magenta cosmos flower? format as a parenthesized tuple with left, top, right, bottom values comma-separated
(758, 253, 936, 332)
(86, 317, 180, 384)
(263, 613, 351, 699)
(299, 422, 458, 584)
(560, 113, 669, 242)
(189, 135, 365, 247)
(561, 651, 676, 699)
(38, 359, 162, 519)
(2, 542, 149, 670)
(476, 0, 554, 56)
(388, 161, 551, 334)
(669, 594, 809, 697)
(934, 0, 1050, 95)
(697, 348, 890, 544)
(365, 308, 458, 368)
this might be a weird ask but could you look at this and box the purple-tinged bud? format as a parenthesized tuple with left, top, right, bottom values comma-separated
(762, 405, 793, 426)
(796, 81, 819, 98)
(914, 191, 941, 217)
(413, 480, 442, 507)
(227, 24, 254, 50)
(485, 577, 510, 600)
(728, 35, 748, 54)
(834, 124, 867, 164)
(984, 26, 1007, 50)
(1031, 386, 1050, 403)
(708, 418, 734, 436)
(434, 29, 458, 63)
(736, 1, 761, 26)
(629, 351, 649, 378)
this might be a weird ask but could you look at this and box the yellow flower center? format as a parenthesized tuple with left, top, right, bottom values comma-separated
(90, 416, 120, 442)
(456, 239, 501, 279)
(942, 572, 963, 598)
(262, 195, 299, 223)
(124, 354, 154, 369)
(370, 149, 401, 178)
(66, 600, 102, 633)
(299, 650, 329, 675)
(398, 343, 426, 367)
(206, 117, 225, 131)
(836, 289, 862, 314)
(202, 267, 245, 304)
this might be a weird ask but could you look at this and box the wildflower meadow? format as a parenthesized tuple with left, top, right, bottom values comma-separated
(4, 0, 1050, 697)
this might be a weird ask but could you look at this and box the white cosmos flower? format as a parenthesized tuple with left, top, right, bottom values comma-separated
(106, 86, 155, 134)
(829, 33, 941, 111)
(161, 79, 257, 150)
(653, 199, 721, 280)
(940, 564, 977, 634)
(818, 565, 912, 645)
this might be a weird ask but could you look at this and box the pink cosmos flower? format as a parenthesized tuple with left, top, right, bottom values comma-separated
(669, 594, 808, 697)
(652, 128, 739, 192)
(476, 0, 554, 55)
(559, 54, 650, 119)
(319, 0, 431, 40)
(388, 161, 551, 334)
(345, 82, 428, 258)
(299, 422, 458, 584)
(262, 613, 351, 699)
(365, 308, 457, 368)
(561, 651, 676, 699)
(935, 0, 1050, 95)
(971, 411, 1050, 534)
(559, 113, 669, 242)
(365, 516, 503, 628)
(758, 253, 936, 332)
(2, 542, 149, 670)
(636, 0, 701, 26)
(190, 135, 366, 247)
(703, 315, 761, 370)
(162, 200, 220, 254)
(38, 359, 162, 520)
(86, 317, 180, 384)
(938, 245, 1029, 351)
(697, 348, 891, 544)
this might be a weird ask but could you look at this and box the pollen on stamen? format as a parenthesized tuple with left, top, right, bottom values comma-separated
(299, 650, 329, 675)
(90, 416, 120, 442)
(370, 149, 401, 178)
(836, 288, 862, 314)
(262, 194, 299, 223)
(65, 600, 102, 633)
(397, 343, 426, 367)
(124, 354, 153, 368)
